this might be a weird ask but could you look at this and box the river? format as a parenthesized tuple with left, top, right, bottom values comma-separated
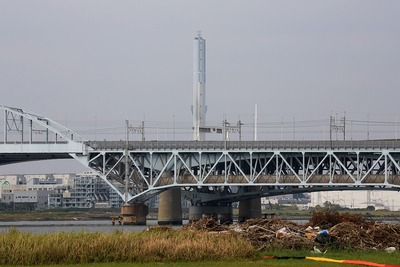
(0, 218, 397, 234)
(0, 220, 162, 234)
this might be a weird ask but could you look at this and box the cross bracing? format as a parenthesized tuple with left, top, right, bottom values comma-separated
(1, 105, 400, 204)
(0, 105, 87, 165)
(83, 141, 400, 203)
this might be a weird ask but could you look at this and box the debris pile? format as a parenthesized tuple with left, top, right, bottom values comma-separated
(183, 211, 400, 252)
(145, 225, 173, 232)
(329, 221, 400, 250)
(307, 210, 369, 229)
(234, 218, 313, 251)
(183, 216, 228, 232)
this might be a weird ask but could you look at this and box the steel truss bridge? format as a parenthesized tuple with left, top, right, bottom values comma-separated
(1, 105, 400, 204)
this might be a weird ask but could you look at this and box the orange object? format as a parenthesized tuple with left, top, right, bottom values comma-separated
(305, 232, 315, 239)
(343, 260, 399, 267)
(262, 255, 400, 267)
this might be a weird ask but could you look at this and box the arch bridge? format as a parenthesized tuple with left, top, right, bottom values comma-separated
(1, 105, 400, 205)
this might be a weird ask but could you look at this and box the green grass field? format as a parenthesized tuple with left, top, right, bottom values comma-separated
(6, 250, 399, 267)
(1, 209, 399, 267)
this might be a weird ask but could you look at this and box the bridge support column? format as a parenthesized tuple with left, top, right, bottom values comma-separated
(158, 188, 182, 225)
(238, 198, 261, 222)
(216, 204, 233, 224)
(238, 191, 262, 222)
(188, 204, 233, 224)
(121, 203, 148, 225)
(188, 205, 203, 222)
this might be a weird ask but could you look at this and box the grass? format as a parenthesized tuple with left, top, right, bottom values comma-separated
(9, 251, 400, 267)
(262, 249, 400, 266)
(0, 228, 253, 265)
(1, 223, 399, 266)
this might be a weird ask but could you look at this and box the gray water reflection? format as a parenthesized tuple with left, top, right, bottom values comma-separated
(0, 219, 397, 234)
(0, 220, 165, 234)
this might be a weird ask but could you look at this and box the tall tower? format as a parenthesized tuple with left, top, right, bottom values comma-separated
(192, 31, 206, 141)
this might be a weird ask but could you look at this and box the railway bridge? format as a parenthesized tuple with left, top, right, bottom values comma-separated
(1, 105, 400, 224)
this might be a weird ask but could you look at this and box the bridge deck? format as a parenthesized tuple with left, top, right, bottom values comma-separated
(2, 105, 399, 204)
(2, 139, 400, 203)
(87, 140, 400, 151)
(82, 140, 400, 202)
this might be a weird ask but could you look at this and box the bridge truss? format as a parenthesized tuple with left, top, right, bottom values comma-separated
(0, 105, 86, 164)
(1, 105, 400, 205)
(83, 141, 400, 204)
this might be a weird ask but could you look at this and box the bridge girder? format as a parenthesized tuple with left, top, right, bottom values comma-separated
(80, 145, 400, 203)
(0, 105, 89, 166)
(1, 105, 400, 205)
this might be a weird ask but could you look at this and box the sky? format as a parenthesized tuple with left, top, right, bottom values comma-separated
(1, 0, 400, 174)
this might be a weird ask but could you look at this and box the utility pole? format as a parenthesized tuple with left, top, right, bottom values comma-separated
(223, 119, 229, 149)
(367, 114, 370, 141)
(293, 117, 295, 141)
(125, 120, 129, 204)
(237, 120, 243, 142)
(330, 113, 346, 147)
(173, 115, 175, 141)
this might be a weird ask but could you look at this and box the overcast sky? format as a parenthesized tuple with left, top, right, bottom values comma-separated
(1, 0, 400, 173)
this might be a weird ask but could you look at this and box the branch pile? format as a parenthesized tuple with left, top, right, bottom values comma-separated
(182, 216, 228, 232)
(234, 218, 313, 250)
(183, 212, 400, 251)
(329, 221, 400, 250)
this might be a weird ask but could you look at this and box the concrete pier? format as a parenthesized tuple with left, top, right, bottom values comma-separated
(238, 198, 262, 222)
(120, 203, 148, 225)
(188, 204, 233, 224)
(188, 205, 203, 222)
(158, 188, 182, 225)
(216, 205, 233, 224)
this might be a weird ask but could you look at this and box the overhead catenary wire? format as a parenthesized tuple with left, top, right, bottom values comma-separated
(24, 116, 400, 141)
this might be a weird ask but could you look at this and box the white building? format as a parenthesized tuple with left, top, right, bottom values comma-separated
(0, 174, 24, 185)
(0, 173, 74, 209)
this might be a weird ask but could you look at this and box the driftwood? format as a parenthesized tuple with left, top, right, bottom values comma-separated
(183, 212, 400, 251)
(329, 221, 400, 250)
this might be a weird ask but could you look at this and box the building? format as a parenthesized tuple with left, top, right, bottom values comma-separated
(48, 171, 123, 208)
(0, 173, 73, 209)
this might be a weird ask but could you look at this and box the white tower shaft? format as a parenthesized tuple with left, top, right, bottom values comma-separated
(193, 32, 206, 141)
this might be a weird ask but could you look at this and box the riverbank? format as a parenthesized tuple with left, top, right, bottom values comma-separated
(0, 208, 120, 221)
(24, 252, 400, 267)
(1, 220, 399, 266)
(0, 208, 399, 223)
(0, 227, 253, 265)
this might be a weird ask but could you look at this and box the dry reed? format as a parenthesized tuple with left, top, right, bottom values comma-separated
(0, 228, 254, 265)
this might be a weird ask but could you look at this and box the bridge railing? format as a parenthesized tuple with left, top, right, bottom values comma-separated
(0, 141, 69, 145)
(86, 140, 400, 151)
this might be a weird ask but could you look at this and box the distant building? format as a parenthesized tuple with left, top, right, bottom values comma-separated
(14, 190, 51, 207)
(0, 172, 124, 209)
(261, 193, 311, 210)
(0, 174, 24, 185)
(48, 171, 123, 208)
(1, 184, 54, 209)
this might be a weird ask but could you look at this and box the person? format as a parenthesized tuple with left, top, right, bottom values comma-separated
(111, 217, 115, 225)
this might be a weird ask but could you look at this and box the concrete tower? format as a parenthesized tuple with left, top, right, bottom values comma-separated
(192, 31, 206, 141)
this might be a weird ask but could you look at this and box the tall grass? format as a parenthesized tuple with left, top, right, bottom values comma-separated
(0, 228, 254, 265)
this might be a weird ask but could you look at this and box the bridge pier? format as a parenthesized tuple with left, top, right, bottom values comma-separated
(188, 204, 233, 224)
(216, 204, 233, 224)
(158, 188, 183, 225)
(120, 203, 148, 225)
(238, 193, 262, 222)
(188, 205, 203, 222)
